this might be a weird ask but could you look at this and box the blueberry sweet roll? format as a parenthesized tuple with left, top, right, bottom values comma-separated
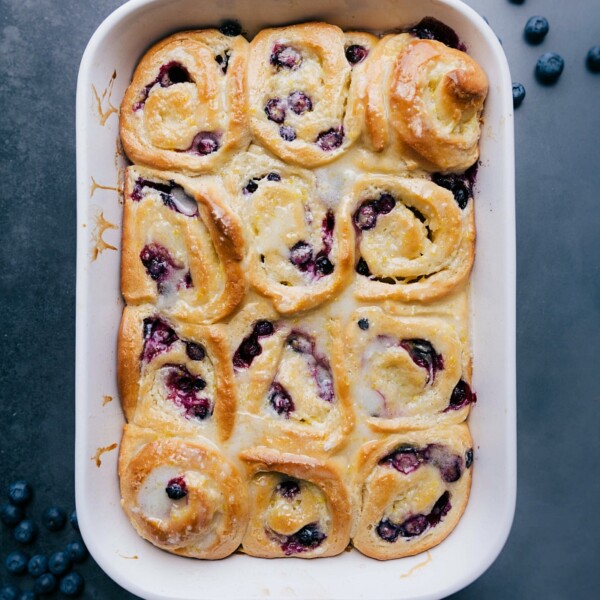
(240, 448, 351, 558)
(352, 424, 473, 559)
(364, 33, 488, 173)
(118, 306, 235, 441)
(121, 166, 245, 323)
(337, 307, 474, 431)
(119, 425, 248, 559)
(247, 23, 363, 167)
(120, 30, 249, 174)
(344, 175, 475, 302)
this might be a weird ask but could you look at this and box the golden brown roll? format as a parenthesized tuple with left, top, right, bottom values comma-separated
(120, 166, 246, 323)
(117, 305, 236, 441)
(364, 34, 488, 173)
(119, 425, 248, 559)
(120, 30, 249, 175)
(240, 448, 351, 558)
(342, 175, 475, 303)
(352, 424, 473, 560)
(247, 23, 364, 167)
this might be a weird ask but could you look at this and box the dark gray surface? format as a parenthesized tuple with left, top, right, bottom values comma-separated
(1, 0, 598, 598)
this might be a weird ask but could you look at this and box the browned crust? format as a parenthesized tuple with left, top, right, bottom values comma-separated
(240, 447, 351, 558)
(117, 306, 143, 423)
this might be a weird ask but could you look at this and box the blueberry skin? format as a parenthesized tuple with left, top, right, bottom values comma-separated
(28, 554, 49, 577)
(33, 573, 57, 595)
(0, 503, 24, 527)
(587, 46, 600, 73)
(5, 550, 30, 575)
(69, 509, 79, 531)
(512, 83, 526, 108)
(13, 519, 38, 544)
(219, 20, 242, 37)
(66, 541, 88, 563)
(59, 572, 84, 597)
(8, 481, 33, 506)
(48, 551, 71, 576)
(19, 592, 37, 600)
(41, 506, 67, 531)
(536, 52, 565, 84)
(0, 586, 19, 600)
(524, 16, 549, 44)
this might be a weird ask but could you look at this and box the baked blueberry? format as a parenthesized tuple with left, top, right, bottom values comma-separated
(243, 179, 259, 194)
(65, 541, 88, 564)
(355, 257, 371, 276)
(69, 509, 79, 531)
(265, 98, 286, 123)
(42, 506, 66, 531)
(410, 17, 462, 50)
(270, 44, 301, 69)
(376, 193, 396, 214)
(400, 514, 429, 537)
(287, 332, 313, 355)
(165, 476, 188, 500)
(5, 550, 30, 575)
(142, 317, 178, 362)
(13, 519, 38, 544)
(165, 367, 211, 420)
(0, 586, 19, 600)
(268, 382, 295, 417)
(279, 126, 297, 141)
(8, 481, 32, 506)
(345, 44, 368, 65)
(266, 172, 281, 181)
(254, 320, 275, 337)
(512, 82, 526, 108)
(446, 380, 476, 411)
(185, 342, 206, 361)
(357, 318, 369, 330)
(586, 46, 600, 73)
(354, 201, 378, 230)
(188, 131, 220, 155)
(48, 551, 71, 576)
(59, 572, 84, 598)
(289, 241, 313, 269)
(524, 16, 549, 44)
(140, 243, 181, 283)
(316, 127, 344, 151)
(385, 447, 422, 475)
(535, 52, 564, 84)
(33, 573, 57, 595)
(219, 20, 242, 37)
(466, 448, 474, 469)
(315, 255, 334, 276)
(276, 480, 300, 499)
(294, 524, 326, 547)
(376, 519, 399, 542)
(400, 338, 444, 382)
(427, 491, 451, 526)
(215, 52, 230, 74)
(431, 171, 474, 209)
(157, 61, 192, 87)
(1, 503, 24, 527)
(28, 554, 49, 577)
(288, 91, 312, 115)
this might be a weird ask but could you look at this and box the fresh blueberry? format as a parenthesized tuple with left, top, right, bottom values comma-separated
(288, 91, 312, 115)
(524, 16, 549, 44)
(270, 44, 301, 69)
(0, 586, 19, 600)
(42, 506, 67, 531)
(33, 573, 57, 595)
(315, 127, 344, 151)
(357, 318, 369, 331)
(219, 20, 242, 37)
(279, 126, 296, 142)
(165, 477, 188, 500)
(13, 519, 38, 544)
(18, 592, 37, 600)
(535, 52, 564, 84)
(512, 82, 526, 108)
(185, 342, 206, 361)
(345, 44, 368, 65)
(69, 509, 79, 531)
(28, 555, 49, 577)
(265, 98, 286, 123)
(65, 541, 88, 564)
(59, 572, 84, 598)
(1, 503, 24, 527)
(586, 46, 600, 73)
(315, 255, 334, 276)
(8, 481, 33, 506)
(5, 550, 30, 575)
(48, 551, 71, 576)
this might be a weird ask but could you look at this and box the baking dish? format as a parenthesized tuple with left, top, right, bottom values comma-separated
(75, 0, 516, 598)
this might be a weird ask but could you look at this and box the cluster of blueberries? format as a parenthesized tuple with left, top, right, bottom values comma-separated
(0, 482, 87, 599)
(507, 1, 600, 108)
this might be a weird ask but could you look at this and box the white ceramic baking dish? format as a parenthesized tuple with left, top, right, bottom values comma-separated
(75, 0, 516, 598)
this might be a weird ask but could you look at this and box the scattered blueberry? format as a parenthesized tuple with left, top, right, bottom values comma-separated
(18, 592, 37, 600)
(270, 44, 301, 69)
(355, 257, 371, 277)
(65, 541, 88, 564)
(0, 586, 19, 600)
(524, 16, 549, 44)
(400, 339, 444, 383)
(276, 480, 300, 499)
(586, 46, 600, 73)
(288, 91, 312, 115)
(8, 481, 33, 506)
(280, 524, 326, 555)
(187, 131, 220, 155)
(268, 382, 295, 417)
(185, 342, 206, 361)
(165, 476, 188, 500)
(445, 380, 477, 411)
(13, 519, 38, 544)
(42, 506, 67, 531)
(33, 573, 57, 595)
(279, 125, 296, 141)
(466, 448, 474, 469)
(315, 255, 334, 276)
(69, 510, 79, 531)
(535, 52, 564, 84)
(1, 503, 24, 527)
(345, 44, 368, 65)
(265, 98, 286, 123)
(165, 366, 211, 420)
(219, 20, 242, 37)
(266, 172, 281, 181)
(157, 61, 192, 87)
(59, 572, 84, 598)
(512, 82, 526, 108)
(357, 318, 369, 331)
(48, 551, 71, 577)
(5, 550, 30, 575)
(315, 127, 344, 151)
(289, 241, 313, 269)
(28, 554, 49, 577)
(409, 16, 462, 50)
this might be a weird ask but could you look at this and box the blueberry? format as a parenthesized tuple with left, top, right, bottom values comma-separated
(354, 202, 378, 230)
(279, 126, 296, 142)
(535, 52, 564, 84)
(276, 480, 300, 499)
(13, 519, 38, 544)
(466, 448, 474, 469)
(188, 131, 220, 155)
(69, 509, 79, 531)
(254, 320, 274, 337)
(294, 524, 326, 547)
(65, 541, 88, 564)
(18, 592, 37, 600)
(400, 514, 429, 537)
(8, 481, 32, 506)
(357, 318, 369, 330)
(219, 20, 242, 37)
(315, 255, 334, 276)
(157, 61, 191, 87)
(266, 172, 281, 181)
(33, 573, 57, 595)
(48, 551, 71, 576)
(42, 506, 67, 531)
(5, 550, 30, 575)
(288, 91, 312, 115)
(165, 477, 188, 500)
(586, 46, 600, 73)
(28, 555, 49, 577)
(289, 241, 313, 269)
(1, 503, 24, 527)
(512, 82, 526, 108)
(315, 127, 344, 151)
(265, 98, 286, 123)
(243, 179, 259, 194)
(355, 257, 371, 277)
(185, 342, 205, 361)
(0, 586, 19, 600)
(345, 44, 368, 65)
(376, 519, 399, 542)
(399, 339, 444, 383)
(59, 572, 84, 598)
(270, 44, 301, 69)
(268, 382, 295, 417)
(524, 16, 549, 44)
